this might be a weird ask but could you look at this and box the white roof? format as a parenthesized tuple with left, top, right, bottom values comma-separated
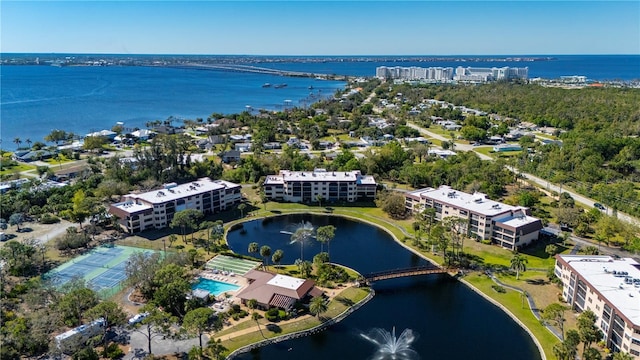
(494, 213, 541, 228)
(124, 178, 238, 205)
(559, 255, 640, 326)
(86, 129, 116, 137)
(264, 170, 375, 186)
(131, 129, 155, 138)
(267, 274, 305, 290)
(409, 185, 525, 217)
(112, 201, 153, 213)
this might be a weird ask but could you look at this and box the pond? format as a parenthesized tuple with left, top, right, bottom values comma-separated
(226, 213, 541, 360)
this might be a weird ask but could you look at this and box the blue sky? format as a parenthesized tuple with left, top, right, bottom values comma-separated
(2, 1, 638, 55)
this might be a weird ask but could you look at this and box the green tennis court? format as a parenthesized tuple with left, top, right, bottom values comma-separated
(205, 255, 260, 275)
(45, 245, 156, 298)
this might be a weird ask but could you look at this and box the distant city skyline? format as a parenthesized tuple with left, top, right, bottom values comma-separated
(1, 1, 638, 55)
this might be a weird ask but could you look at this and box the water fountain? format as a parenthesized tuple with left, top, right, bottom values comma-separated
(280, 221, 315, 261)
(361, 327, 419, 360)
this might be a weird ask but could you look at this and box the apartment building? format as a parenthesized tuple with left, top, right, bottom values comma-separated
(375, 66, 454, 82)
(454, 66, 529, 82)
(555, 255, 640, 358)
(405, 185, 542, 250)
(263, 169, 376, 203)
(109, 177, 241, 233)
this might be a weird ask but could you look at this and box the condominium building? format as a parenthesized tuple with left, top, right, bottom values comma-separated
(109, 177, 242, 233)
(454, 66, 529, 82)
(263, 169, 376, 203)
(405, 185, 542, 249)
(555, 255, 640, 357)
(376, 65, 526, 82)
(375, 66, 454, 82)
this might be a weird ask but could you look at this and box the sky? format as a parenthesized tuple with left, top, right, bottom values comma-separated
(1, 1, 639, 55)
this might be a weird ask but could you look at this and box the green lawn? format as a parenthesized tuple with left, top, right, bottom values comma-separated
(218, 287, 370, 354)
(0, 162, 36, 176)
(464, 273, 559, 359)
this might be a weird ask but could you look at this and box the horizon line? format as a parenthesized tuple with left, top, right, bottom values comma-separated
(2, 52, 639, 57)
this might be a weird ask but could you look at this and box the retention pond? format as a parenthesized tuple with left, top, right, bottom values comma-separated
(226, 213, 541, 360)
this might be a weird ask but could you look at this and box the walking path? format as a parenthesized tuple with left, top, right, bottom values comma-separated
(485, 271, 563, 340)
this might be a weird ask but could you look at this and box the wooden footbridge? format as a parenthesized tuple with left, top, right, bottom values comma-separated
(359, 265, 454, 286)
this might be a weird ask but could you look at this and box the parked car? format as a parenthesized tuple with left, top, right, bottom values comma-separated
(594, 203, 606, 211)
(128, 312, 149, 325)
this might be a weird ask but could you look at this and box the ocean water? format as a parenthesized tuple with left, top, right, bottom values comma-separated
(1, 55, 638, 150)
(0, 65, 344, 150)
(257, 55, 640, 80)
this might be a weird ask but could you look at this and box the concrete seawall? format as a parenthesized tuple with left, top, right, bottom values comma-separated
(226, 288, 375, 359)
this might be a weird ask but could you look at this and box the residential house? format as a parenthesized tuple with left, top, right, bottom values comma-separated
(221, 150, 241, 163)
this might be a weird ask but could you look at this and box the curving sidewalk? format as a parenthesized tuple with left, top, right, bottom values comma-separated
(485, 270, 563, 341)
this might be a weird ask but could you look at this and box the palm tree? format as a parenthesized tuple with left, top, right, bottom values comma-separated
(510, 253, 528, 280)
(315, 225, 335, 260)
(300, 260, 313, 278)
(13, 137, 21, 148)
(315, 194, 323, 207)
(260, 245, 271, 270)
(25, 138, 32, 149)
(248, 242, 259, 258)
(204, 339, 227, 360)
(593, 233, 607, 252)
(252, 312, 264, 338)
(291, 226, 313, 261)
(237, 203, 246, 218)
(309, 296, 328, 319)
(272, 249, 284, 271)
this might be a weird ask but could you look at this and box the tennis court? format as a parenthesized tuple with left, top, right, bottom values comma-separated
(205, 255, 260, 276)
(45, 245, 156, 297)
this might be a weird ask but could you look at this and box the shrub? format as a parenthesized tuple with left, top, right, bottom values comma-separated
(491, 285, 506, 293)
(40, 213, 60, 224)
(103, 343, 124, 359)
(265, 307, 280, 321)
(481, 239, 491, 245)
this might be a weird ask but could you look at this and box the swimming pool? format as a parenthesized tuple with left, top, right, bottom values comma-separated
(192, 278, 240, 297)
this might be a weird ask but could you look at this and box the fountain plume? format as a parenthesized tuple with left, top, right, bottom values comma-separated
(361, 327, 419, 360)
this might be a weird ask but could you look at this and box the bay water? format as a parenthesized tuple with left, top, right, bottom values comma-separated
(2, 55, 638, 150)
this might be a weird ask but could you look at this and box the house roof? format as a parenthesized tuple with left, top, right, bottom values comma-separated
(236, 270, 318, 308)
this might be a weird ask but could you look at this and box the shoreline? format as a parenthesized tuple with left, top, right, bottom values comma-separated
(223, 210, 547, 360)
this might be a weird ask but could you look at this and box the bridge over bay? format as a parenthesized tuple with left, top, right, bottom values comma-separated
(170, 63, 350, 81)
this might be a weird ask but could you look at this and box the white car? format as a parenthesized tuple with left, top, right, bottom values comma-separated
(128, 312, 149, 325)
